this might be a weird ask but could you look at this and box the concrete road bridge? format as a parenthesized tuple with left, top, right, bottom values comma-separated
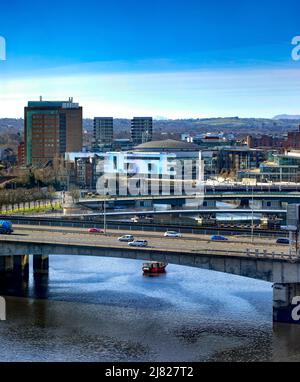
(78, 192, 300, 211)
(0, 226, 300, 324)
(66, 208, 286, 218)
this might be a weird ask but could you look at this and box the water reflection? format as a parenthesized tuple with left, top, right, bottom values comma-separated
(273, 323, 300, 361)
(33, 274, 49, 299)
(0, 255, 300, 361)
(0, 273, 29, 298)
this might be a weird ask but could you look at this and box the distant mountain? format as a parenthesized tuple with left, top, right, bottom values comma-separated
(273, 114, 300, 120)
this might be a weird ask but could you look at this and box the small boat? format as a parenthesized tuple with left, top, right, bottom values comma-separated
(142, 261, 167, 274)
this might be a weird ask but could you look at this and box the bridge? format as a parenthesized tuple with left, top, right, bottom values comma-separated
(78, 192, 300, 212)
(4, 214, 287, 238)
(60, 208, 286, 218)
(0, 225, 300, 324)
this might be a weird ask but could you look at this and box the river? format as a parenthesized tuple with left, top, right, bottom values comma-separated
(0, 255, 299, 362)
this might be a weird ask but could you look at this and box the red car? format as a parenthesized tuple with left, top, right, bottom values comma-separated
(88, 228, 104, 234)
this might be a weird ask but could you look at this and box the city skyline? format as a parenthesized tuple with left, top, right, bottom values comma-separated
(0, 0, 300, 118)
(3, 0, 300, 366)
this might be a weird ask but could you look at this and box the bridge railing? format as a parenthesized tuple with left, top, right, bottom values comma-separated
(244, 248, 298, 262)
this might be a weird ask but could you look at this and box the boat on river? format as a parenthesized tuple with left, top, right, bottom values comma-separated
(142, 261, 167, 274)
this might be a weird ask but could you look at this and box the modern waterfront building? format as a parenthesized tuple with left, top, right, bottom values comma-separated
(238, 151, 300, 183)
(217, 147, 266, 174)
(131, 117, 153, 145)
(97, 139, 203, 200)
(25, 98, 83, 166)
(65, 140, 203, 194)
(93, 117, 114, 151)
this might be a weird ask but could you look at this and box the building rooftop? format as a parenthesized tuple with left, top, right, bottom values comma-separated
(27, 98, 80, 109)
(134, 139, 200, 152)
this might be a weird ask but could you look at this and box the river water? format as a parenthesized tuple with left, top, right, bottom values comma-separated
(0, 255, 299, 362)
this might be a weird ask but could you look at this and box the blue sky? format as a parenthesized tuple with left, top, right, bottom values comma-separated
(0, 0, 300, 118)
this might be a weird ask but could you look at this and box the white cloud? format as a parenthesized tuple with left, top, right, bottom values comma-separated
(1, 65, 300, 118)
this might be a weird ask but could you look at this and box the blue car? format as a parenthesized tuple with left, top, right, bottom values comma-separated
(0, 220, 13, 234)
(211, 235, 228, 242)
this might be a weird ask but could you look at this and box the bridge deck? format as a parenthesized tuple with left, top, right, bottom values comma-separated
(0, 225, 292, 259)
(78, 192, 300, 203)
(0, 226, 299, 283)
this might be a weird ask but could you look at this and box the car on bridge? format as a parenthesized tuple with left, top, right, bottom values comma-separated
(276, 237, 290, 245)
(164, 231, 183, 238)
(145, 215, 154, 222)
(0, 220, 13, 235)
(88, 228, 104, 234)
(211, 235, 228, 242)
(118, 235, 135, 242)
(128, 240, 148, 247)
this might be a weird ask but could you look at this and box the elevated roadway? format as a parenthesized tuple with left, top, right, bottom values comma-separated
(0, 225, 297, 284)
(1, 225, 300, 323)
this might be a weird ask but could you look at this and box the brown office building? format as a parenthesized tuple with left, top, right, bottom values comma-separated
(25, 98, 83, 166)
(286, 125, 300, 150)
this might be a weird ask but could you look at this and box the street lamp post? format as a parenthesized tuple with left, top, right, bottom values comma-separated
(296, 227, 299, 257)
(103, 199, 107, 235)
(251, 186, 254, 243)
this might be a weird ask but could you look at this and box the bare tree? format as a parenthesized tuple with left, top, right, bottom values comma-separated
(47, 186, 56, 207)
(69, 186, 81, 204)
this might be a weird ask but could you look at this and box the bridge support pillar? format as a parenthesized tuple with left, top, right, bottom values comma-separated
(273, 283, 300, 324)
(0, 256, 29, 292)
(33, 255, 49, 275)
(12, 255, 29, 279)
(0, 256, 14, 276)
(22, 255, 30, 276)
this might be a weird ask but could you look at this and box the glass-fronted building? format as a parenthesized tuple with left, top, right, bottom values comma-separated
(238, 151, 300, 182)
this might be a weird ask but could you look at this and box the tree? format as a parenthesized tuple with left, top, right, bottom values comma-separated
(46, 186, 56, 207)
(69, 186, 80, 204)
(33, 167, 56, 186)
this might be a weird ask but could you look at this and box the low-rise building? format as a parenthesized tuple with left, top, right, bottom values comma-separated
(286, 126, 300, 150)
(247, 134, 285, 150)
(217, 146, 266, 174)
(65, 152, 104, 190)
(238, 151, 300, 183)
(182, 132, 237, 149)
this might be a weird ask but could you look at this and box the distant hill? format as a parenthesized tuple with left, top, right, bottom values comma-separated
(1, 117, 300, 144)
(273, 114, 300, 120)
